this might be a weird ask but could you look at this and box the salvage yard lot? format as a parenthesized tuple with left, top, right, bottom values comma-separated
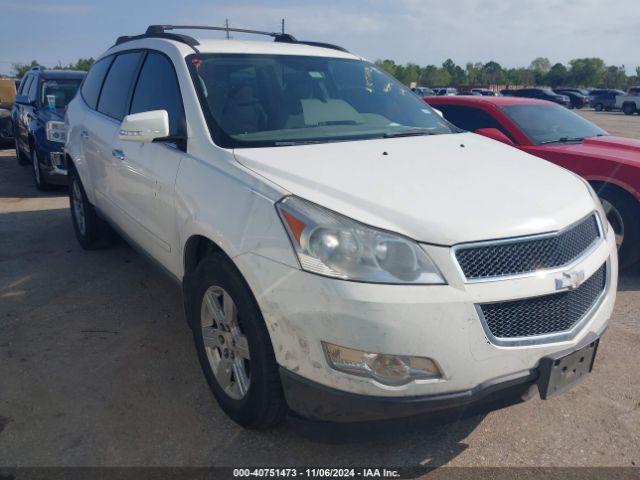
(0, 111, 638, 468)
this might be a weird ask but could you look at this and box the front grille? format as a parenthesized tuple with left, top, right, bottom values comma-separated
(455, 214, 600, 280)
(478, 263, 606, 340)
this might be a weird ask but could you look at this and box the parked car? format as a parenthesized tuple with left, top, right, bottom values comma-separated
(433, 87, 458, 96)
(500, 88, 570, 107)
(65, 25, 616, 428)
(615, 93, 640, 115)
(426, 95, 639, 267)
(471, 88, 499, 96)
(12, 67, 85, 189)
(558, 88, 591, 97)
(554, 89, 589, 109)
(0, 78, 17, 143)
(457, 89, 482, 96)
(590, 90, 625, 111)
(412, 86, 435, 97)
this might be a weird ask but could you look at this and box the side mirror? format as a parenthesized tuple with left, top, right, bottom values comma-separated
(119, 110, 169, 143)
(475, 128, 515, 146)
(15, 94, 35, 106)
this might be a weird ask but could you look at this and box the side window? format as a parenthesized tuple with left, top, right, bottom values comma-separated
(437, 105, 514, 140)
(97, 52, 143, 120)
(130, 52, 185, 136)
(81, 56, 114, 110)
(19, 75, 32, 95)
(27, 75, 40, 102)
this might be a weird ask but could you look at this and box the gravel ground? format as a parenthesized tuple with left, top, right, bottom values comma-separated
(0, 111, 639, 469)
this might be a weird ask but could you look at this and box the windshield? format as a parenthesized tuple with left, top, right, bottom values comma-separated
(502, 104, 607, 145)
(40, 78, 82, 108)
(187, 54, 457, 148)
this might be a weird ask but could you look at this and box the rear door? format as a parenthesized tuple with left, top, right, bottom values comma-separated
(111, 50, 187, 267)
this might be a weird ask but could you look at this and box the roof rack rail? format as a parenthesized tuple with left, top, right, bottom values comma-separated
(113, 24, 349, 53)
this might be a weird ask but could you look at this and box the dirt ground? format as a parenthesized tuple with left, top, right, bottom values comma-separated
(0, 111, 638, 468)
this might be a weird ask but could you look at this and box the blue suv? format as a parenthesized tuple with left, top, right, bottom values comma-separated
(12, 67, 85, 189)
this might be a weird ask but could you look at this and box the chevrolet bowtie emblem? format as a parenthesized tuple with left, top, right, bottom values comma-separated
(555, 270, 586, 290)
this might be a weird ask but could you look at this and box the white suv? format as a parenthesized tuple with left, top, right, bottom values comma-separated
(64, 25, 618, 428)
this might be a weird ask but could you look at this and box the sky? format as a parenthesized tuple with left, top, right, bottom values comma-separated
(1, 0, 639, 76)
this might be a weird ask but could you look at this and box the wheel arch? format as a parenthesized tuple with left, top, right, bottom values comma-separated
(587, 178, 640, 204)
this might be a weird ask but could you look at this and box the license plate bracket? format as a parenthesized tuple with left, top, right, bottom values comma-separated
(538, 336, 599, 399)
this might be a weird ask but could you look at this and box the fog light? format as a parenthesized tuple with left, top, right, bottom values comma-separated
(50, 153, 65, 170)
(322, 342, 441, 386)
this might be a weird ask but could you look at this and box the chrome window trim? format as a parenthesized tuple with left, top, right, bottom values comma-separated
(474, 259, 610, 347)
(451, 212, 604, 283)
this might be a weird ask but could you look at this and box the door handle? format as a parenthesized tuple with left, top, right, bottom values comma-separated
(80, 130, 89, 139)
(111, 149, 125, 161)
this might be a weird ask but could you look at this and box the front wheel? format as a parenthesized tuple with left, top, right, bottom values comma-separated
(594, 103, 603, 112)
(188, 253, 287, 429)
(31, 147, 50, 191)
(622, 103, 636, 115)
(598, 187, 640, 269)
(15, 137, 28, 165)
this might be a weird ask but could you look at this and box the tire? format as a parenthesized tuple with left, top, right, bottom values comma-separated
(68, 164, 113, 250)
(15, 137, 29, 165)
(597, 186, 640, 269)
(187, 253, 287, 429)
(594, 103, 603, 112)
(31, 146, 50, 191)
(622, 103, 636, 116)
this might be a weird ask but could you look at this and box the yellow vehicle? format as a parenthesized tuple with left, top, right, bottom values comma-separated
(0, 78, 17, 142)
(0, 78, 17, 109)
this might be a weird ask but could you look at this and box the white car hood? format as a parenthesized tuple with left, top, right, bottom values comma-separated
(234, 133, 594, 246)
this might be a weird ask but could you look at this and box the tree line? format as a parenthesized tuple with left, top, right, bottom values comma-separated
(375, 57, 640, 90)
(8, 58, 95, 78)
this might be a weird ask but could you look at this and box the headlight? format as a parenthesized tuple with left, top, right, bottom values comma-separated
(276, 196, 445, 284)
(580, 178, 609, 235)
(46, 121, 67, 143)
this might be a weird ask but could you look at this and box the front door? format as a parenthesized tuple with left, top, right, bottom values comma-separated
(108, 51, 187, 270)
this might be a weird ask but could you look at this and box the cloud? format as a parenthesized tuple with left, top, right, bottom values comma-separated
(1, 2, 95, 14)
(176, 0, 638, 72)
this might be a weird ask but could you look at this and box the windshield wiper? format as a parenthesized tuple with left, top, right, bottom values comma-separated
(383, 128, 438, 138)
(274, 140, 324, 146)
(539, 136, 585, 145)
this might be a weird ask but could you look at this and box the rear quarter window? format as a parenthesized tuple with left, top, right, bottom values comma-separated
(81, 56, 114, 110)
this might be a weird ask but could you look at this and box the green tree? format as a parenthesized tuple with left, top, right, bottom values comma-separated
(568, 58, 606, 87)
(545, 63, 569, 88)
(375, 59, 397, 78)
(603, 65, 628, 89)
(442, 58, 465, 85)
(482, 61, 505, 84)
(12, 60, 42, 78)
(505, 68, 533, 86)
(419, 65, 451, 87)
(54, 57, 95, 71)
(529, 57, 551, 73)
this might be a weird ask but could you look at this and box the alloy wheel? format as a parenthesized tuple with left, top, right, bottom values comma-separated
(200, 285, 251, 400)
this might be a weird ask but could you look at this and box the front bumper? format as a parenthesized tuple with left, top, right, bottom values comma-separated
(234, 220, 617, 418)
(38, 146, 68, 185)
